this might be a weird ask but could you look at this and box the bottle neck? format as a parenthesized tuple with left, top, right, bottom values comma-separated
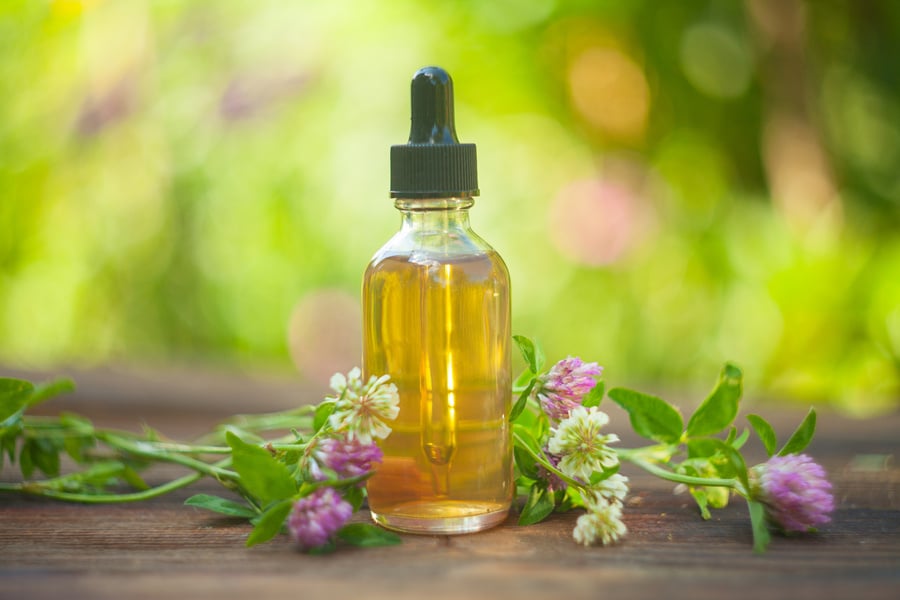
(394, 197, 474, 232)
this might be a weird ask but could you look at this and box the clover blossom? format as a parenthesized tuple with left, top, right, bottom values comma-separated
(532, 357, 603, 421)
(287, 487, 353, 550)
(548, 406, 620, 481)
(327, 368, 400, 443)
(573, 500, 627, 547)
(310, 435, 383, 485)
(586, 473, 629, 506)
(750, 453, 834, 533)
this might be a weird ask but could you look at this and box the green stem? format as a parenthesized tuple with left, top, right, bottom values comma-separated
(221, 407, 316, 431)
(617, 450, 738, 489)
(512, 431, 586, 490)
(96, 433, 237, 481)
(0, 471, 203, 503)
(300, 471, 372, 493)
(129, 442, 232, 455)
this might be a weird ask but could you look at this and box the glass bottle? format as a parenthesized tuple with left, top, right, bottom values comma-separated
(363, 67, 512, 534)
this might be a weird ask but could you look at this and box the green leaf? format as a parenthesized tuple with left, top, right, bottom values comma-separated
(226, 431, 297, 505)
(554, 488, 574, 512)
(27, 378, 75, 409)
(510, 379, 535, 422)
(581, 380, 605, 408)
(1, 428, 19, 469)
(19, 439, 35, 478)
(308, 540, 337, 555)
(513, 368, 536, 388)
(588, 463, 620, 485)
(0, 378, 34, 423)
(120, 466, 150, 491)
(608, 388, 684, 444)
(343, 486, 366, 512)
(686, 437, 749, 492)
(518, 482, 555, 526)
(747, 414, 777, 457)
(31, 437, 61, 477)
(313, 401, 336, 434)
(512, 335, 544, 373)
(514, 445, 539, 480)
(64, 433, 98, 465)
(337, 523, 402, 548)
(731, 428, 750, 450)
(513, 399, 548, 440)
(747, 499, 771, 553)
(218, 424, 266, 445)
(76, 461, 129, 486)
(778, 408, 817, 456)
(60, 411, 94, 431)
(686, 363, 743, 438)
(246, 499, 293, 547)
(186, 494, 257, 519)
(690, 487, 711, 520)
(512, 423, 542, 456)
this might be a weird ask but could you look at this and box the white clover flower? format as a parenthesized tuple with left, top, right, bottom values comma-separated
(548, 406, 620, 481)
(585, 473, 630, 506)
(327, 368, 399, 444)
(573, 500, 627, 547)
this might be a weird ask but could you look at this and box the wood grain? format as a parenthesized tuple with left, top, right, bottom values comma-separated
(1, 368, 898, 600)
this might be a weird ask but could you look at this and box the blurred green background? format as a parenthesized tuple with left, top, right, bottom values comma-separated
(1, 0, 898, 415)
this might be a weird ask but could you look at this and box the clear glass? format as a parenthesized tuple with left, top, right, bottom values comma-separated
(363, 196, 512, 534)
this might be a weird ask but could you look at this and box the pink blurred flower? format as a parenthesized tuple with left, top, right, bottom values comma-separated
(287, 488, 353, 551)
(311, 435, 383, 485)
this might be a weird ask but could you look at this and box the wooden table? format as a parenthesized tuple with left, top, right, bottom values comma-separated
(2, 367, 899, 599)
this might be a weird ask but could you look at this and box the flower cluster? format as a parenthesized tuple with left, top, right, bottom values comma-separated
(750, 453, 835, 533)
(532, 361, 628, 547)
(290, 368, 399, 550)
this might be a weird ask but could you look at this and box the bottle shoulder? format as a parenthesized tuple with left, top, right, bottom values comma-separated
(368, 227, 503, 267)
(364, 250, 509, 289)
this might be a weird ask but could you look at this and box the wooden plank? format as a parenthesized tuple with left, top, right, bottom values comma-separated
(1, 370, 899, 599)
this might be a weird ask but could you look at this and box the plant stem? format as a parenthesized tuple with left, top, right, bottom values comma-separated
(617, 449, 738, 489)
(131, 442, 232, 455)
(512, 431, 585, 490)
(0, 471, 203, 503)
(96, 433, 237, 481)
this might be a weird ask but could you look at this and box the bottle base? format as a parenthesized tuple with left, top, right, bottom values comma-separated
(371, 500, 509, 534)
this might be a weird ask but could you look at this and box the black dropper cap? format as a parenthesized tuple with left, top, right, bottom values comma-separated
(390, 67, 479, 198)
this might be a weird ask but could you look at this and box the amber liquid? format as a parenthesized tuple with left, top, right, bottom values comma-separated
(363, 251, 512, 534)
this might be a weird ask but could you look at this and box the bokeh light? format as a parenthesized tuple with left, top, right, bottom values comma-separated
(679, 22, 754, 99)
(0, 0, 897, 413)
(567, 46, 650, 141)
(549, 173, 653, 267)
(288, 289, 361, 386)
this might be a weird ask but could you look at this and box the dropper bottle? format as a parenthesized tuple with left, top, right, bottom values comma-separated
(363, 66, 512, 534)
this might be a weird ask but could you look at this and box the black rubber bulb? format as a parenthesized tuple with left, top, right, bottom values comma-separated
(408, 66, 459, 145)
